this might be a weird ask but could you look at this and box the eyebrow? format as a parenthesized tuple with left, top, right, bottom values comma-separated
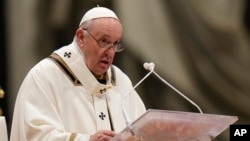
(98, 33, 121, 43)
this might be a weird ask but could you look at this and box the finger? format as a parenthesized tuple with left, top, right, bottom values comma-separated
(102, 134, 115, 141)
(103, 130, 116, 137)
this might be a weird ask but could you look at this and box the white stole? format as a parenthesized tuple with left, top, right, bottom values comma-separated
(54, 42, 114, 130)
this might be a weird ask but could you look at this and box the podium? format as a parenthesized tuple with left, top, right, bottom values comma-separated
(111, 109, 238, 141)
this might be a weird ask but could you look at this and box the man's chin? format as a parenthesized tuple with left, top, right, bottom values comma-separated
(95, 67, 109, 75)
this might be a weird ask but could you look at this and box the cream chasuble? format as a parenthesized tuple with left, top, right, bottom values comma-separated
(10, 41, 146, 141)
(93, 95, 111, 130)
(52, 41, 116, 131)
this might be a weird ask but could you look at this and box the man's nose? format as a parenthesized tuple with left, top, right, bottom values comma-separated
(105, 45, 116, 54)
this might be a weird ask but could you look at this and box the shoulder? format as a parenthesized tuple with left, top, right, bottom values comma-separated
(111, 65, 133, 86)
(25, 58, 64, 83)
(111, 65, 130, 79)
(30, 58, 60, 73)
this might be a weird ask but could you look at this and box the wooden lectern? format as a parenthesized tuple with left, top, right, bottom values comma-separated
(111, 109, 238, 141)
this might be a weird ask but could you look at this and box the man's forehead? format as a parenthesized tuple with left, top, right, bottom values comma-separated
(90, 18, 122, 30)
(90, 18, 122, 40)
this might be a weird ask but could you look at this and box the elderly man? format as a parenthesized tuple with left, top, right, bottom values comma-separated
(10, 7, 146, 141)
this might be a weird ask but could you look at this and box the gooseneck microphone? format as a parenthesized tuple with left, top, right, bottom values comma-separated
(121, 63, 154, 126)
(121, 62, 203, 128)
(143, 62, 203, 114)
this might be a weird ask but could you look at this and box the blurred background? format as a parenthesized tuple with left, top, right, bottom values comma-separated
(1, 0, 250, 140)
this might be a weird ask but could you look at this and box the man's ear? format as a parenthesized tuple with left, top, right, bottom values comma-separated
(76, 29, 85, 47)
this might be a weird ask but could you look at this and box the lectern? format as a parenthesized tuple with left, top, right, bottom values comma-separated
(111, 109, 238, 141)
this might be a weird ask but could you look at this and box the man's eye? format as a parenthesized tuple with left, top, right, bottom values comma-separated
(99, 39, 109, 44)
(99, 39, 110, 47)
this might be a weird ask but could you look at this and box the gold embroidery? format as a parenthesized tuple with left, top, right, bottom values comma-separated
(48, 53, 82, 86)
(69, 133, 76, 141)
(48, 53, 117, 86)
(106, 96, 114, 131)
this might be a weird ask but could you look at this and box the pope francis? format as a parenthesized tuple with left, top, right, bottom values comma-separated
(10, 6, 146, 141)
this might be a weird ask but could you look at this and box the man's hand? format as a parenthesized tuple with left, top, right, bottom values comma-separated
(90, 130, 116, 141)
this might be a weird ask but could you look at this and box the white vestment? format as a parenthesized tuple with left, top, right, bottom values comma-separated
(10, 41, 146, 141)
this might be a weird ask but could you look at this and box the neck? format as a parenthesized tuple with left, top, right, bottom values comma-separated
(94, 73, 107, 84)
(95, 73, 106, 80)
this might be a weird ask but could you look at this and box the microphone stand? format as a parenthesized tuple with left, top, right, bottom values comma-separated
(120, 62, 203, 139)
(152, 71, 203, 114)
(121, 65, 154, 136)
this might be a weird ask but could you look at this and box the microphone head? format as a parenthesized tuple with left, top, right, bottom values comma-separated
(143, 62, 155, 71)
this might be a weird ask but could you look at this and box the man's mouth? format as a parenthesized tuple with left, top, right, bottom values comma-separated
(100, 60, 109, 65)
(99, 60, 111, 68)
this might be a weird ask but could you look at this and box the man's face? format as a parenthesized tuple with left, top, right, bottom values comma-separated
(77, 18, 122, 76)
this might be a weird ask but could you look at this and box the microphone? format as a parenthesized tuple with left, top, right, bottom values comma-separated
(143, 62, 203, 114)
(143, 62, 155, 71)
(121, 62, 203, 129)
(121, 63, 154, 126)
